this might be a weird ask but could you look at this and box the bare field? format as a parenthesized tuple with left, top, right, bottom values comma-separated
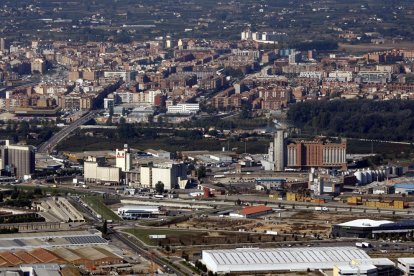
(339, 42, 414, 53)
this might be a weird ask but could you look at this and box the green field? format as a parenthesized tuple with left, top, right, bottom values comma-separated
(347, 139, 414, 157)
(124, 228, 201, 246)
(57, 134, 270, 154)
(82, 195, 121, 221)
(16, 185, 88, 196)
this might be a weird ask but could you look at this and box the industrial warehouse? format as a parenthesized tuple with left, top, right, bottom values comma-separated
(0, 246, 123, 271)
(332, 219, 414, 239)
(201, 247, 397, 274)
(117, 205, 160, 219)
(0, 230, 108, 250)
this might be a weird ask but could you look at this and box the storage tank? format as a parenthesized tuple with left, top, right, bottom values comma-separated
(375, 170, 382, 181)
(392, 166, 403, 176)
(379, 170, 383, 181)
(361, 170, 367, 185)
(354, 170, 363, 185)
(371, 170, 377, 182)
(366, 170, 372, 184)
(384, 167, 391, 177)
(380, 169, 386, 180)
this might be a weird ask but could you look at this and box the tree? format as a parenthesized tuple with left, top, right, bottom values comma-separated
(11, 187, 19, 200)
(155, 181, 164, 194)
(197, 166, 206, 179)
(187, 164, 195, 174)
(33, 186, 42, 196)
(102, 220, 108, 236)
(106, 116, 113, 126)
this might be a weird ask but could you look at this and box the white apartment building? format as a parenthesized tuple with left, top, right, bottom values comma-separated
(167, 103, 199, 114)
(328, 71, 353, 82)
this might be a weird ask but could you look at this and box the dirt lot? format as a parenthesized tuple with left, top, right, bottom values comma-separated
(174, 210, 403, 237)
(339, 42, 414, 53)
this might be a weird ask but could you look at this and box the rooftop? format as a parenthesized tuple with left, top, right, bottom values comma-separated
(337, 219, 393, 228)
(202, 247, 371, 273)
(241, 205, 272, 216)
(398, 258, 414, 264)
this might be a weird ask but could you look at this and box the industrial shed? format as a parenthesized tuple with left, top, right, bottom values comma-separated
(332, 219, 414, 238)
(117, 205, 160, 219)
(202, 247, 371, 273)
(52, 246, 123, 270)
(230, 205, 273, 218)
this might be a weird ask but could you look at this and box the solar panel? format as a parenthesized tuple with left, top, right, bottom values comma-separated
(65, 235, 107, 245)
(13, 239, 25, 247)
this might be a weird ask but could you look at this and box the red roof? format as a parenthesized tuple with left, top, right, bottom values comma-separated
(0, 252, 23, 265)
(29, 249, 60, 263)
(241, 205, 272, 215)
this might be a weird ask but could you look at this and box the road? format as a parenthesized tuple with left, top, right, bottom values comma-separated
(37, 110, 100, 153)
(45, 179, 414, 217)
(118, 195, 414, 217)
(111, 231, 188, 276)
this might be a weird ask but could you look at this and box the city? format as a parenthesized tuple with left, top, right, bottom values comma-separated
(2, 0, 414, 275)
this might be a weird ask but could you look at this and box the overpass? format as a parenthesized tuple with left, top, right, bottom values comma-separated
(37, 110, 100, 153)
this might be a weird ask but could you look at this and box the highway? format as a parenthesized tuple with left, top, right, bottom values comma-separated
(37, 110, 100, 153)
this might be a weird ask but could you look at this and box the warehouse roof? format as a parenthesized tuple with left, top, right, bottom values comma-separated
(202, 247, 371, 273)
(241, 205, 272, 216)
(52, 248, 80, 262)
(398, 258, 414, 264)
(337, 219, 393, 228)
(394, 184, 414, 189)
(30, 249, 60, 263)
(0, 252, 23, 265)
(118, 205, 160, 213)
(13, 251, 39, 264)
(334, 263, 376, 273)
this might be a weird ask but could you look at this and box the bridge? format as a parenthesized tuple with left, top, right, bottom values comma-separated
(37, 110, 100, 153)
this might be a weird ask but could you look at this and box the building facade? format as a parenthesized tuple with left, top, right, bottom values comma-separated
(140, 163, 187, 190)
(84, 156, 121, 184)
(287, 138, 347, 170)
(0, 140, 35, 178)
(115, 144, 131, 172)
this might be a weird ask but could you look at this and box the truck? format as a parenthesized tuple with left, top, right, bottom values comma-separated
(315, 206, 329, 211)
(356, 242, 372, 248)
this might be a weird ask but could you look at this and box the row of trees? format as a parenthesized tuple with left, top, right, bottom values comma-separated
(287, 99, 414, 141)
(0, 120, 57, 145)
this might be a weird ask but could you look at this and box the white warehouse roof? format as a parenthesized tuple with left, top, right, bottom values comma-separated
(337, 219, 393, 228)
(117, 205, 160, 213)
(202, 247, 371, 273)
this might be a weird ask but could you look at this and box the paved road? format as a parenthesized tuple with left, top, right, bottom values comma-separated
(111, 231, 187, 276)
(37, 110, 100, 153)
(119, 195, 414, 217)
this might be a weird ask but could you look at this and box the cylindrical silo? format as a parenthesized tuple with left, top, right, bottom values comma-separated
(361, 170, 367, 185)
(366, 169, 372, 184)
(354, 170, 362, 185)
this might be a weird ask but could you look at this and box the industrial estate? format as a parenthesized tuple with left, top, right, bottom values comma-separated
(2, 0, 414, 275)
